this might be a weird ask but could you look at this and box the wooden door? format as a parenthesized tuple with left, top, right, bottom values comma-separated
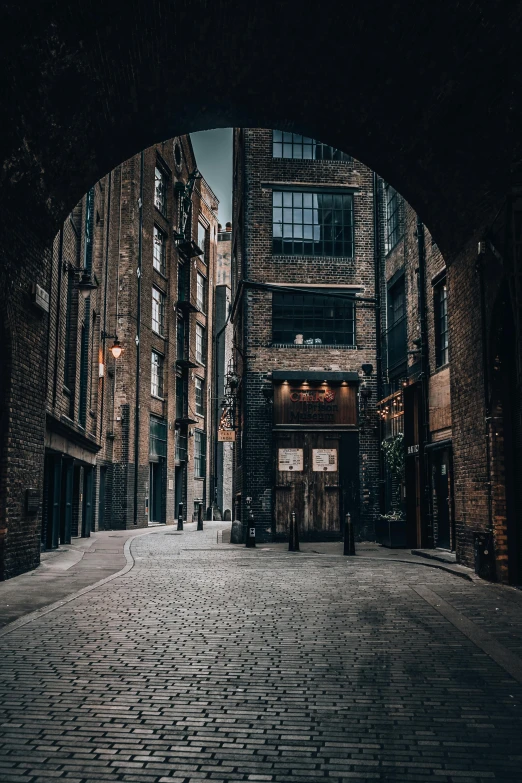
(274, 432, 341, 539)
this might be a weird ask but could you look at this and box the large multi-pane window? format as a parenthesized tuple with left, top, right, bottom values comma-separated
(434, 278, 449, 367)
(153, 225, 166, 275)
(195, 377, 204, 416)
(387, 275, 407, 372)
(272, 291, 355, 346)
(198, 221, 208, 262)
(272, 131, 351, 162)
(272, 190, 354, 257)
(152, 287, 165, 336)
(196, 272, 206, 311)
(151, 350, 164, 397)
(194, 430, 206, 478)
(385, 184, 402, 253)
(149, 415, 167, 458)
(195, 322, 205, 364)
(154, 166, 167, 216)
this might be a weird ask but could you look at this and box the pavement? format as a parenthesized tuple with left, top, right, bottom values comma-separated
(0, 522, 521, 782)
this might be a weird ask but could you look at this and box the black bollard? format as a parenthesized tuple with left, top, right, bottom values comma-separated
(343, 512, 355, 556)
(177, 502, 184, 531)
(288, 510, 300, 552)
(245, 497, 256, 547)
(197, 502, 204, 531)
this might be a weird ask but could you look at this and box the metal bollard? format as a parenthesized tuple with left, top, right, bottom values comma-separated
(197, 502, 204, 531)
(288, 510, 300, 552)
(245, 497, 256, 548)
(343, 512, 355, 556)
(177, 502, 184, 531)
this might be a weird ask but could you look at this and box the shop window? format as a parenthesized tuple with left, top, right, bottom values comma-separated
(272, 190, 354, 257)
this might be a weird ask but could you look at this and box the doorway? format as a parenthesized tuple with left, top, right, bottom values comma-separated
(274, 431, 358, 540)
(149, 460, 164, 524)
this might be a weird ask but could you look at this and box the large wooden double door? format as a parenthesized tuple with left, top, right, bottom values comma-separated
(274, 431, 359, 540)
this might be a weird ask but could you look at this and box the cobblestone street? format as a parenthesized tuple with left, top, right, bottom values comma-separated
(1, 522, 522, 783)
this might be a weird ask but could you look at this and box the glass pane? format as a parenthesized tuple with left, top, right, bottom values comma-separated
(273, 130, 282, 142)
(273, 143, 282, 157)
(273, 191, 282, 206)
(283, 192, 292, 206)
(283, 144, 292, 158)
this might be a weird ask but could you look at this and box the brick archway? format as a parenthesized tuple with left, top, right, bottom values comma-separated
(1, 1, 522, 577)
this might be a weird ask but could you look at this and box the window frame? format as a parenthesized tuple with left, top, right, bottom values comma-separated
(272, 131, 352, 162)
(151, 350, 164, 398)
(434, 278, 449, 368)
(153, 224, 167, 276)
(149, 415, 167, 459)
(195, 322, 205, 365)
(152, 286, 166, 336)
(194, 429, 206, 479)
(198, 220, 208, 263)
(384, 183, 402, 254)
(271, 289, 356, 347)
(272, 189, 354, 258)
(154, 165, 168, 217)
(196, 271, 206, 312)
(195, 376, 204, 416)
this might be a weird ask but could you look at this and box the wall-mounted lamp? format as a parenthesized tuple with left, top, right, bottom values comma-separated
(77, 270, 98, 299)
(102, 331, 123, 359)
(262, 384, 274, 402)
(361, 363, 373, 377)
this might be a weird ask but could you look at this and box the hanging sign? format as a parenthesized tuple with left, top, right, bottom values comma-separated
(218, 430, 236, 442)
(278, 448, 304, 471)
(312, 448, 338, 472)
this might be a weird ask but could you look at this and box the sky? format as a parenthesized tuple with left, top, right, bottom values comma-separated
(190, 128, 233, 226)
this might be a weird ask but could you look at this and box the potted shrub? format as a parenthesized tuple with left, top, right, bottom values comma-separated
(377, 433, 407, 547)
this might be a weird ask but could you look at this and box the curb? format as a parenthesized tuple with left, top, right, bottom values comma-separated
(0, 528, 159, 639)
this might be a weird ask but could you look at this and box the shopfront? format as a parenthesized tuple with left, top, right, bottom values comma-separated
(272, 371, 360, 541)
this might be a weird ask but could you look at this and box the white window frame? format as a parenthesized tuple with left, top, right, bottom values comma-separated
(152, 287, 166, 336)
(195, 322, 205, 365)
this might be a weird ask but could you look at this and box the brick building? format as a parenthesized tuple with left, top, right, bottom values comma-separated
(214, 223, 234, 519)
(377, 185, 453, 551)
(41, 136, 218, 547)
(231, 129, 380, 543)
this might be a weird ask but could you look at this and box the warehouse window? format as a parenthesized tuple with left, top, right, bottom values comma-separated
(154, 166, 167, 216)
(434, 278, 449, 367)
(149, 415, 167, 458)
(196, 272, 206, 311)
(272, 190, 354, 257)
(152, 287, 165, 336)
(196, 322, 205, 364)
(272, 131, 352, 162)
(195, 377, 204, 416)
(153, 225, 167, 275)
(385, 184, 402, 253)
(194, 430, 206, 478)
(198, 221, 208, 263)
(272, 291, 355, 346)
(151, 351, 164, 398)
(387, 275, 407, 372)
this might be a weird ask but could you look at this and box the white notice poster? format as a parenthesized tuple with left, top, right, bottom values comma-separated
(278, 448, 304, 472)
(312, 448, 338, 472)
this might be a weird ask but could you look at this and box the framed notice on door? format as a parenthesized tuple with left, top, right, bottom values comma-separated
(312, 448, 337, 472)
(278, 448, 303, 472)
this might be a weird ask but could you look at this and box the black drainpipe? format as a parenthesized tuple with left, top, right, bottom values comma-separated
(51, 228, 64, 406)
(373, 173, 382, 402)
(100, 170, 111, 440)
(476, 256, 494, 533)
(133, 152, 144, 525)
(416, 217, 433, 547)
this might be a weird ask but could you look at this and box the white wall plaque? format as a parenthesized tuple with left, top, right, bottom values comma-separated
(313, 448, 337, 472)
(278, 448, 303, 472)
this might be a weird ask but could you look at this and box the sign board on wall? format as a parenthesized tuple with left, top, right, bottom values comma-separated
(312, 448, 338, 472)
(278, 448, 304, 472)
(218, 430, 236, 442)
(273, 382, 357, 426)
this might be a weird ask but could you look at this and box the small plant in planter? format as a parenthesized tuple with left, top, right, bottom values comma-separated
(378, 433, 407, 546)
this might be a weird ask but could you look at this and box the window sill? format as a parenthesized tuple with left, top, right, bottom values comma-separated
(154, 206, 169, 222)
(153, 267, 168, 281)
(152, 330, 165, 339)
(272, 253, 355, 261)
(434, 362, 450, 373)
(151, 394, 165, 402)
(271, 343, 357, 349)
